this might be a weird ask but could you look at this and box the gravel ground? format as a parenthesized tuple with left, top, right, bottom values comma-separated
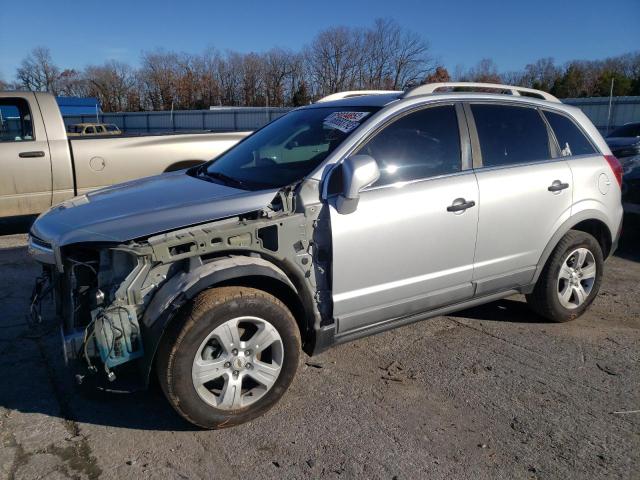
(0, 218, 638, 480)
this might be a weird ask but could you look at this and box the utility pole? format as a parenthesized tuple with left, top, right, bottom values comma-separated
(606, 78, 614, 135)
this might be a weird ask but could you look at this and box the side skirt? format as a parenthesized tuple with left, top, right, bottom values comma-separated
(312, 288, 521, 354)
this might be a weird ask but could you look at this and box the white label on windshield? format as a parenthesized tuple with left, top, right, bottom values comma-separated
(323, 111, 370, 133)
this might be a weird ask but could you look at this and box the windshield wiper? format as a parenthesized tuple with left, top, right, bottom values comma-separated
(198, 169, 247, 189)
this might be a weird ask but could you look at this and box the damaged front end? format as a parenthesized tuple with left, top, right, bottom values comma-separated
(32, 242, 155, 385)
(28, 188, 332, 389)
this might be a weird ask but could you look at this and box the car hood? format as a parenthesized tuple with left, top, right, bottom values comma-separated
(31, 171, 279, 247)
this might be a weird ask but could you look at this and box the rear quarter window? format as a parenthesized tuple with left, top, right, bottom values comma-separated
(471, 104, 551, 168)
(543, 111, 597, 156)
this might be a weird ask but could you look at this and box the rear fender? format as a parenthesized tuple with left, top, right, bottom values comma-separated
(525, 209, 615, 292)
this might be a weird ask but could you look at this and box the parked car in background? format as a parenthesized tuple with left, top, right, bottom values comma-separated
(606, 122, 640, 159)
(0, 92, 250, 219)
(28, 83, 623, 429)
(606, 122, 640, 214)
(67, 123, 122, 136)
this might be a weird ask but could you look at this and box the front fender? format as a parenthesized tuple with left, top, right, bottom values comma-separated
(139, 255, 296, 385)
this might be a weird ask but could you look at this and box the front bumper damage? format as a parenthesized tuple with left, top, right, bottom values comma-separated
(29, 242, 150, 386)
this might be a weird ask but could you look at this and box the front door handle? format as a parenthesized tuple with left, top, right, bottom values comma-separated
(548, 180, 569, 192)
(447, 198, 476, 212)
(19, 151, 45, 158)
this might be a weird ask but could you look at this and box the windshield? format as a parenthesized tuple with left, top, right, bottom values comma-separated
(608, 123, 640, 138)
(194, 106, 379, 190)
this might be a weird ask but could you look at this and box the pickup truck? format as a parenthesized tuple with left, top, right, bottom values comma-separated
(0, 91, 250, 219)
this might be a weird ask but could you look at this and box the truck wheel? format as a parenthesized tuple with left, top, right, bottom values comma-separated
(156, 286, 301, 429)
(526, 230, 603, 322)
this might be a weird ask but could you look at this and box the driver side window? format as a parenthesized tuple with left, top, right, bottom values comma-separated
(359, 105, 461, 187)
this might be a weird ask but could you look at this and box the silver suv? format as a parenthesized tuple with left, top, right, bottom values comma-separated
(28, 83, 624, 429)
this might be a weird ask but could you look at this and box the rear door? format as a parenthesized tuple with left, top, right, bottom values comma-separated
(0, 95, 53, 216)
(467, 102, 573, 294)
(329, 103, 479, 333)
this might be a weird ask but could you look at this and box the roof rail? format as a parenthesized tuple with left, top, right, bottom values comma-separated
(403, 82, 560, 103)
(316, 90, 403, 103)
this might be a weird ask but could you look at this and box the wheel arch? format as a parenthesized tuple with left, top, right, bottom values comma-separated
(139, 255, 311, 386)
(529, 210, 613, 289)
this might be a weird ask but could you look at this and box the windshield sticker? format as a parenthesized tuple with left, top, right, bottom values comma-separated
(323, 111, 370, 133)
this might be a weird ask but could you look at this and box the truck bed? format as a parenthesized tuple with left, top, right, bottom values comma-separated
(69, 131, 250, 196)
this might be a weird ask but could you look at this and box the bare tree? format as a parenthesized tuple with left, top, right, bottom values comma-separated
(241, 53, 266, 106)
(522, 58, 559, 91)
(11, 24, 638, 109)
(466, 58, 501, 83)
(216, 51, 244, 105)
(58, 69, 87, 97)
(305, 26, 362, 96)
(16, 47, 60, 94)
(85, 61, 138, 111)
(138, 50, 179, 110)
(263, 48, 296, 107)
(387, 27, 432, 89)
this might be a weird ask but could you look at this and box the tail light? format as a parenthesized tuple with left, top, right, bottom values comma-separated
(604, 155, 623, 188)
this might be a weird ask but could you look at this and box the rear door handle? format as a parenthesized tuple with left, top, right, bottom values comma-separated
(548, 180, 569, 192)
(447, 199, 476, 212)
(19, 151, 45, 158)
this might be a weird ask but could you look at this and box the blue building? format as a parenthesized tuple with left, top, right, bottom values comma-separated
(55, 96, 101, 115)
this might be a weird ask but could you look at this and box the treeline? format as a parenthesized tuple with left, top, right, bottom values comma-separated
(2, 18, 639, 112)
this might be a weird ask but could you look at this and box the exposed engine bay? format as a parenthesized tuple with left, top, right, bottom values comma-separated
(31, 189, 332, 386)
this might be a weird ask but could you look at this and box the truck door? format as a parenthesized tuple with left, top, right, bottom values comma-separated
(0, 95, 53, 216)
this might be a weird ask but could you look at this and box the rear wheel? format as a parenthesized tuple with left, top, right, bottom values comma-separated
(526, 230, 604, 322)
(156, 287, 301, 429)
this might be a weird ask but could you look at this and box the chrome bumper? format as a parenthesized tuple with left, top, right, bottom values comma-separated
(27, 235, 55, 265)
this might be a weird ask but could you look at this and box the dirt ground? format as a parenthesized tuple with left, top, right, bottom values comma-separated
(0, 217, 638, 480)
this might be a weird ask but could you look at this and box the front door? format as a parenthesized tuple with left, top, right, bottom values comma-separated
(0, 95, 53, 217)
(329, 104, 479, 334)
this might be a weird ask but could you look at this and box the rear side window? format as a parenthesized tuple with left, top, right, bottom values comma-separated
(0, 98, 34, 142)
(471, 104, 550, 167)
(359, 105, 461, 186)
(544, 111, 597, 156)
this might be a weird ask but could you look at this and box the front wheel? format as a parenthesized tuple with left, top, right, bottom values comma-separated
(156, 287, 301, 429)
(526, 230, 604, 322)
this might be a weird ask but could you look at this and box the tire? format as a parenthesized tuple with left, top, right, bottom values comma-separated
(156, 286, 301, 429)
(526, 230, 604, 322)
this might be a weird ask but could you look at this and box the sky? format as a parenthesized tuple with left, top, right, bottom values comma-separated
(1, 0, 638, 81)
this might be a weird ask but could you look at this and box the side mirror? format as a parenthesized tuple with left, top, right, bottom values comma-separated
(335, 154, 380, 214)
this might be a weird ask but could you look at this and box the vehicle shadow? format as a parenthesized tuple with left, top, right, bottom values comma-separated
(0, 216, 36, 236)
(452, 298, 549, 324)
(0, 240, 196, 432)
(0, 320, 198, 432)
